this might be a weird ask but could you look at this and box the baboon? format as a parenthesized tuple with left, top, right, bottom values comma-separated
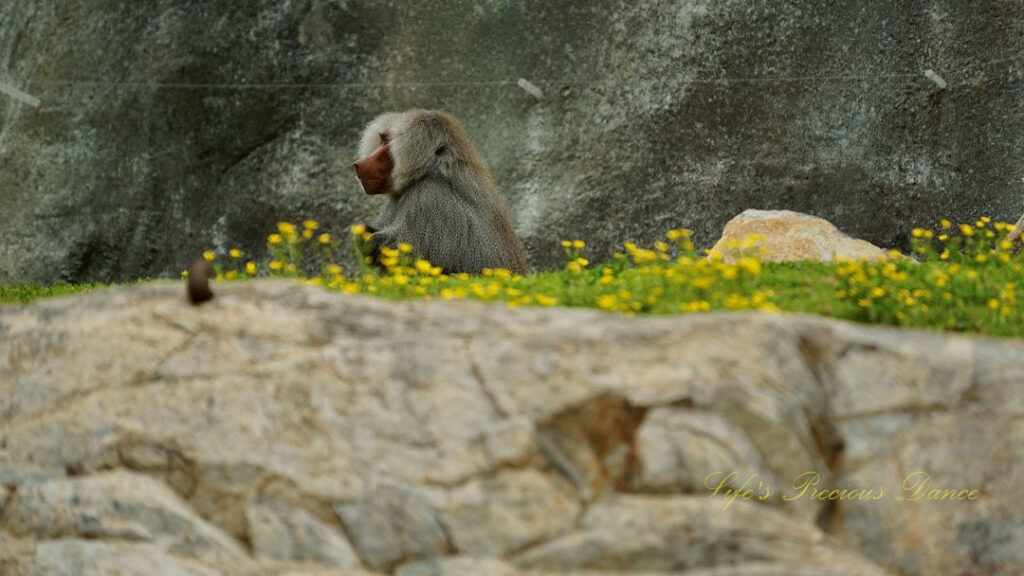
(352, 110, 527, 274)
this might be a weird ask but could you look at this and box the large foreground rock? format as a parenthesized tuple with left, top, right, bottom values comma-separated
(1, 281, 1021, 575)
(2, 2, 1024, 282)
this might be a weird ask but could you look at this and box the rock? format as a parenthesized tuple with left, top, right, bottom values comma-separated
(442, 468, 579, 556)
(2, 4, 1024, 282)
(3, 470, 246, 563)
(1007, 213, 1024, 246)
(632, 407, 777, 496)
(396, 557, 519, 576)
(13, 540, 226, 576)
(711, 209, 889, 262)
(1, 280, 1021, 575)
(334, 483, 450, 572)
(246, 499, 361, 566)
(511, 495, 886, 575)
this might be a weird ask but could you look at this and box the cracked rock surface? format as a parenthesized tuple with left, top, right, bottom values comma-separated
(0, 281, 1020, 575)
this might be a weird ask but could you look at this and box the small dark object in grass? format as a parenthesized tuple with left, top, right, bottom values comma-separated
(187, 259, 214, 305)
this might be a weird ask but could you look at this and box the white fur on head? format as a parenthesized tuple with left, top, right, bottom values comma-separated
(358, 112, 402, 158)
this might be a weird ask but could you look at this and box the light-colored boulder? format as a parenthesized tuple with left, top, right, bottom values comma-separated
(711, 209, 889, 262)
(1, 281, 1020, 575)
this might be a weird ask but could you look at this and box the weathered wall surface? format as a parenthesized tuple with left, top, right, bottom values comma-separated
(1, 282, 1021, 575)
(1, 1, 1022, 282)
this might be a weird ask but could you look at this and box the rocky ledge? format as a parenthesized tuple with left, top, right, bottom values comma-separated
(0, 281, 1021, 576)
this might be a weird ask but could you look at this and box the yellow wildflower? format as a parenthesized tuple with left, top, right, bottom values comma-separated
(268, 234, 282, 245)
(203, 250, 216, 262)
(245, 261, 257, 275)
(350, 224, 367, 236)
(415, 260, 433, 274)
(303, 219, 319, 230)
(228, 248, 242, 259)
(737, 257, 762, 276)
(268, 261, 284, 271)
(536, 294, 557, 307)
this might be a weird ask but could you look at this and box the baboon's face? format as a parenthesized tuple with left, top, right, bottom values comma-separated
(353, 132, 394, 195)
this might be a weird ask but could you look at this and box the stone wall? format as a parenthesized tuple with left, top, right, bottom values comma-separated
(1, 282, 1020, 574)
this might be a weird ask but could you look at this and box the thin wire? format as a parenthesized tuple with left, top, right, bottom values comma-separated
(33, 79, 521, 89)
(17, 50, 1024, 92)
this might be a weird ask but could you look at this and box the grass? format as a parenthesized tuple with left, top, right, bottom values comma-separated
(3, 218, 1023, 339)
(0, 282, 105, 305)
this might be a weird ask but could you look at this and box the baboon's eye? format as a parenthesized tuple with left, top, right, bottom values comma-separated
(435, 145, 448, 156)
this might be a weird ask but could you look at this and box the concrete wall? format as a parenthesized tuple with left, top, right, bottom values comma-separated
(1, 1, 1022, 281)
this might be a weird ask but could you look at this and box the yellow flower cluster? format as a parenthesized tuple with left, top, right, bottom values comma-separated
(188, 215, 1021, 336)
(836, 218, 1022, 329)
(582, 230, 775, 314)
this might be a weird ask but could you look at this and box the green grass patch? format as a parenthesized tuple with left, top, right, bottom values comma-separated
(5, 218, 1023, 339)
(0, 282, 105, 305)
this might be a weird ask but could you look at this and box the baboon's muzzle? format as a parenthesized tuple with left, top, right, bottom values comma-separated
(353, 143, 394, 195)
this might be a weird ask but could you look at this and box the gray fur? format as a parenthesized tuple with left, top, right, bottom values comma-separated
(359, 109, 527, 274)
